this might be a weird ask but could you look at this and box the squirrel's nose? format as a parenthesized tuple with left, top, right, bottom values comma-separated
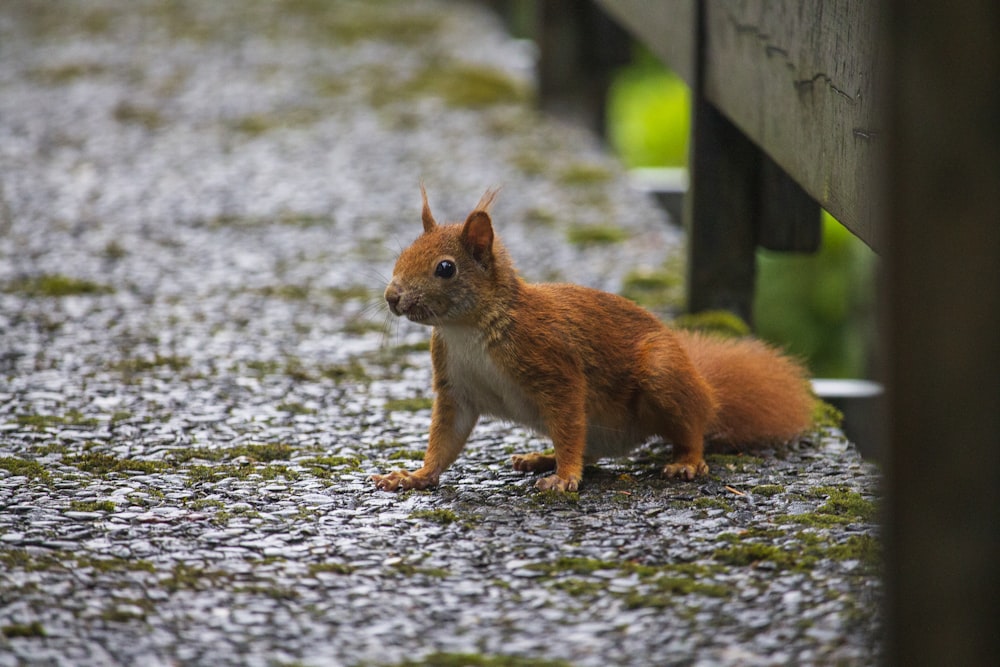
(385, 283, 402, 314)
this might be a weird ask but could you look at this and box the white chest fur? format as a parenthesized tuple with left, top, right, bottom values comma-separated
(435, 325, 545, 433)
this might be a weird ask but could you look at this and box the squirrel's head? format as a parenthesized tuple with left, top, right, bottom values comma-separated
(385, 185, 510, 326)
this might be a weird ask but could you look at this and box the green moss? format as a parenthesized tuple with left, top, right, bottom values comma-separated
(258, 284, 312, 300)
(409, 64, 530, 108)
(161, 562, 214, 592)
(1, 621, 46, 638)
(692, 497, 732, 511)
(4, 274, 113, 297)
(308, 562, 355, 576)
(409, 509, 460, 525)
(388, 449, 426, 461)
(550, 578, 606, 597)
(187, 498, 225, 511)
(325, 285, 373, 301)
(384, 397, 434, 412)
(341, 318, 385, 335)
(0, 457, 50, 482)
(231, 443, 295, 462)
(104, 241, 127, 260)
(674, 310, 752, 338)
(185, 458, 298, 485)
(289, 1, 442, 45)
(828, 534, 880, 567)
(814, 487, 877, 522)
(559, 163, 614, 185)
(565, 224, 628, 246)
(389, 562, 450, 578)
(511, 153, 548, 177)
(303, 455, 362, 475)
(623, 575, 730, 608)
(230, 108, 322, 136)
(713, 542, 805, 570)
(387, 653, 572, 667)
(531, 489, 581, 505)
(111, 354, 190, 376)
(532, 557, 730, 608)
(84, 556, 156, 574)
(113, 101, 165, 129)
(15, 409, 100, 431)
(27, 63, 107, 84)
(69, 500, 116, 513)
(620, 268, 683, 309)
(63, 452, 168, 476)
(529, 557, 616, 576)
(750, 484, 785, 497)
(812, 399, 845, 430)
(276, 402, 317, 415)
(705, 453, 765, 473)
(713, 528, 880, 573)
(100, 607, 146, 623)
(319, 359, 370, 383)
(391, 340, 431, 354)
(0, 548, 154, 575)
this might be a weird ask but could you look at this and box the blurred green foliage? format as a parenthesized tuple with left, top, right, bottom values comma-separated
(607, 52, 690, 168)
(755, 212, 876, 378)
(605, 52, 876, 378)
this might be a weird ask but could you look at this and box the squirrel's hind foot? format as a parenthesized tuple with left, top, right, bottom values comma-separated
(534, 473, 580, 493)
(662, 459, 709, 481)
(511, 452, 557, 473)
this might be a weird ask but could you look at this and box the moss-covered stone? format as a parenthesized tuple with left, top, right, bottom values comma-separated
(673, 310, 752, 338)
(68, 500, 116, 513)
(1, 621, 46, 638)
(384, 397, 434, 412)
(620, 268, 683, 309)
(409, 509, 460, 525)
(565, 224, 628, 246)
(3, 274, 113, 297)
(386, 653, 572, 667)
(558, 163, 614, 185)
(408, 63, 530, 108)
(0, 457, 51, 482)
(63, 452, 168, 476)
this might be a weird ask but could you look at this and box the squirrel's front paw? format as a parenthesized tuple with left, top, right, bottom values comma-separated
(662, 460, 709, 481)
(534, 473, 580, 493)
(371, 469, 437, 492)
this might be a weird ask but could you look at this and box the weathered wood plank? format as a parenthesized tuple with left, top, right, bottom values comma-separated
(884, 2, 1000, 664)
(596, 0, 881, 248)
(594, 0, 696, 86)
(685, 94, 758, 323)
(703, 0, 882, 246)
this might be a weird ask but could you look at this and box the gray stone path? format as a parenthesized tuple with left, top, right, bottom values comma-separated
(0, 1, 881, 665)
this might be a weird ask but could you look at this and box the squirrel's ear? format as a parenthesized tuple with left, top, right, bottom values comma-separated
(461, 210, 494, 265)
(420, 183, 437, 233)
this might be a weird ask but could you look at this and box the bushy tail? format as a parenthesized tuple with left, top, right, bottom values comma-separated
(677, 331, 815, 448)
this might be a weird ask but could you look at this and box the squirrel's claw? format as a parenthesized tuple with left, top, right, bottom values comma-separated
(534, 473, 580, 493)
(371, 469, 437, 492)
(662, 460, 709, 481)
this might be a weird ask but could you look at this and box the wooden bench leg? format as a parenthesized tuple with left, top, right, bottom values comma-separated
(685, 97, 820, 325)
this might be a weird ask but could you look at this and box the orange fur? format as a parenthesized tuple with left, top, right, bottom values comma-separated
(371, 188, 815, 493)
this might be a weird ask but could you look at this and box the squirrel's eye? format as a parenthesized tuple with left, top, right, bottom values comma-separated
(435, 260, 456, 279)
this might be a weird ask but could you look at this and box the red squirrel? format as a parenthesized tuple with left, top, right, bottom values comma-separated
(371, 187, 815, 492)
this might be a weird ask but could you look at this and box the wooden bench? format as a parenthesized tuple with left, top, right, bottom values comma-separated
(503, 1, 1000, 663)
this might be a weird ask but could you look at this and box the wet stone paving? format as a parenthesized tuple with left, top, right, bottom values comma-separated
(0, 1, 881, 665)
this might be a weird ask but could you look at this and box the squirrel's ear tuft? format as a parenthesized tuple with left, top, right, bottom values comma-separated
(474, 187, 501, 213)
(420, 183, 437, 233)
(461, 210, 494, 265)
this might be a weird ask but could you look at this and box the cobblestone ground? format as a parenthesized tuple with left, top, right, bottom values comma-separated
(0, 2, 881, 665)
